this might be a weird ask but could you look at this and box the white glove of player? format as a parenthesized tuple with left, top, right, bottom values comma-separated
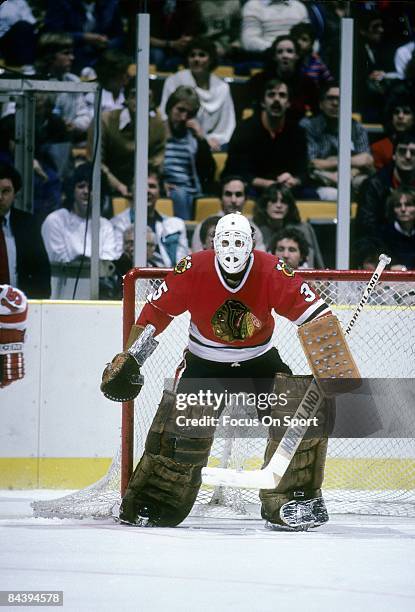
(0, 285, 28, 388)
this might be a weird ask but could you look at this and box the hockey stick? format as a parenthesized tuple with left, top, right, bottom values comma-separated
(201, 254, 391, 490)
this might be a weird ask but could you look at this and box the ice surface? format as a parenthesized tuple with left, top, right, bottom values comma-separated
(1, 491, 415, 612)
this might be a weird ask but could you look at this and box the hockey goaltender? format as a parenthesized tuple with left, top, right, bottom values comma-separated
(101, 213, 360, 530)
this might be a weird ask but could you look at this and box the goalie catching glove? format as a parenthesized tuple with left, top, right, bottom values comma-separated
(0, 285, 28, 389)
(100, 324, 158, 402)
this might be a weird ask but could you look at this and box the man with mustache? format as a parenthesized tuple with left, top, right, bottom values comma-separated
(223, 78, 308, 195)
(356, 131, 415, 249)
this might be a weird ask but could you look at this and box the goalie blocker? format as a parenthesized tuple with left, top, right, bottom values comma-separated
(298, 313, 361, 395)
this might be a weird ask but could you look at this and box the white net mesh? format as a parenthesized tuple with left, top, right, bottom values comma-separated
(33, 270, 415, 520)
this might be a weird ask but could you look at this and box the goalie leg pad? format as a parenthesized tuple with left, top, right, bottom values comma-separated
(120, 390, 215, 527)
(259, 374, 332, 528)
(259, 437, 328, 527)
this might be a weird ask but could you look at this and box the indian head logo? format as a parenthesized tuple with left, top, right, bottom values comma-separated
(211, 299, 262, 342)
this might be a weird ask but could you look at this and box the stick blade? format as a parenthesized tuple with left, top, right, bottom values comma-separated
(202, 466, 277, 490)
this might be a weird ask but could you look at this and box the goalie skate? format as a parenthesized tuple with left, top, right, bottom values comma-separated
(267, 497, 329, 531)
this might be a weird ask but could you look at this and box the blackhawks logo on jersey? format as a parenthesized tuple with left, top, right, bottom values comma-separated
(275, 258, 295, 277)
(174, 255, 192, 274)
(211, 299, 262, 342)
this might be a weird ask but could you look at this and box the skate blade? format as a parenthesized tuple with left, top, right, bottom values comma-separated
(265, 520, 313, 532)
(117, 516, 152, 527)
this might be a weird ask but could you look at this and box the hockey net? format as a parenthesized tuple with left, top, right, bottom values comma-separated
(33, 268, 415, 520)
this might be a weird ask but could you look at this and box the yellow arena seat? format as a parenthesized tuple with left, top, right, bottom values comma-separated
(213, 152, 228, 182)
(296, 201, 357, 222)
(214, 66, 235, 78)
(194, 198, 221, 222)
(242, 108, 254, 120)
(155, 198, 174, 216)
(112, 198, 174, 217)
(243, 200, 255, 216)
(112, 197, 130, 216)
(72, 147, 87, 160)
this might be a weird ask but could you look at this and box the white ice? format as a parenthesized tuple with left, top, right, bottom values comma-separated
(1, 490, 415, 612)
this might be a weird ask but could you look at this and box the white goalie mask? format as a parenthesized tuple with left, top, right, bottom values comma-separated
(214, 213, 253, 274)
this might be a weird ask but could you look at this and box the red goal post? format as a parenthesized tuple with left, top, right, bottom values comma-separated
(122, 267, 415, 510)
(122, 267, 171, 494)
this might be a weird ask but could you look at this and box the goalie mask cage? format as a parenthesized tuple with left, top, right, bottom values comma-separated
(33, 267, 415, 520)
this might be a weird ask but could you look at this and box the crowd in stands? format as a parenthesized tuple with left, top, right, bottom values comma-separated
(1, 0, 415, 300)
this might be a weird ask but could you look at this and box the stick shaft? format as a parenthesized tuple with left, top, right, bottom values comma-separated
(344, 254, 391, 336)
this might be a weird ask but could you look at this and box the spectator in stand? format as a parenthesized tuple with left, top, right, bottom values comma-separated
(41, 162, 118, 265)
(199, 215, 221, 250)
(191, 175, 265, 253)
(199, 0, 242, 63)
(32, 93, 69, 220)
(371, 91, 415, 170)
(85, 49, 131, 114)
(223, 78, 308, 196)
(241, 0, 309, 55)
(301, 82, 374, 201)
(114, 224, 134, 276)
(354, 10, 399, 123)
(111, 166, 189, 267)
(402, 48, 415, 100)
(0, 0, 37, 71)
(268, 226, 310, 269)
(394, 39, 415, 80)
(0, 93, 65, 222)
(253, 183, 324, 268)
(352, 240, 384, 271)
(0, 88, 68, 221)
(246, 35, 319, 122)
(36, 33, 92, 178)
(147, 0, 202, 72)
(253, 183, 323, 268)
(88, 78, 166, 198)
(43, 0, 124, 73)
(381, 187, 415, 270)
(289, 22, 333, 87)
(356, 132, 415, 247)
(0, 110, 14, 165)
(367, 1, 414, 51)
(306, 1, 349, 80)
(144, 226, 165, 268)
(163, 86, 215, 220)
(0, 163, 50, 298)
(113, 225, 165, 297)
(159, 38, 236, 151)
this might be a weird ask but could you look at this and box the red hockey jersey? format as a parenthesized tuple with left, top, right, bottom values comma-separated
(137, 250, 330, 362)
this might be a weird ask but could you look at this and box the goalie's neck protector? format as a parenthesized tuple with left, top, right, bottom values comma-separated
(214, 212, 253, 275)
